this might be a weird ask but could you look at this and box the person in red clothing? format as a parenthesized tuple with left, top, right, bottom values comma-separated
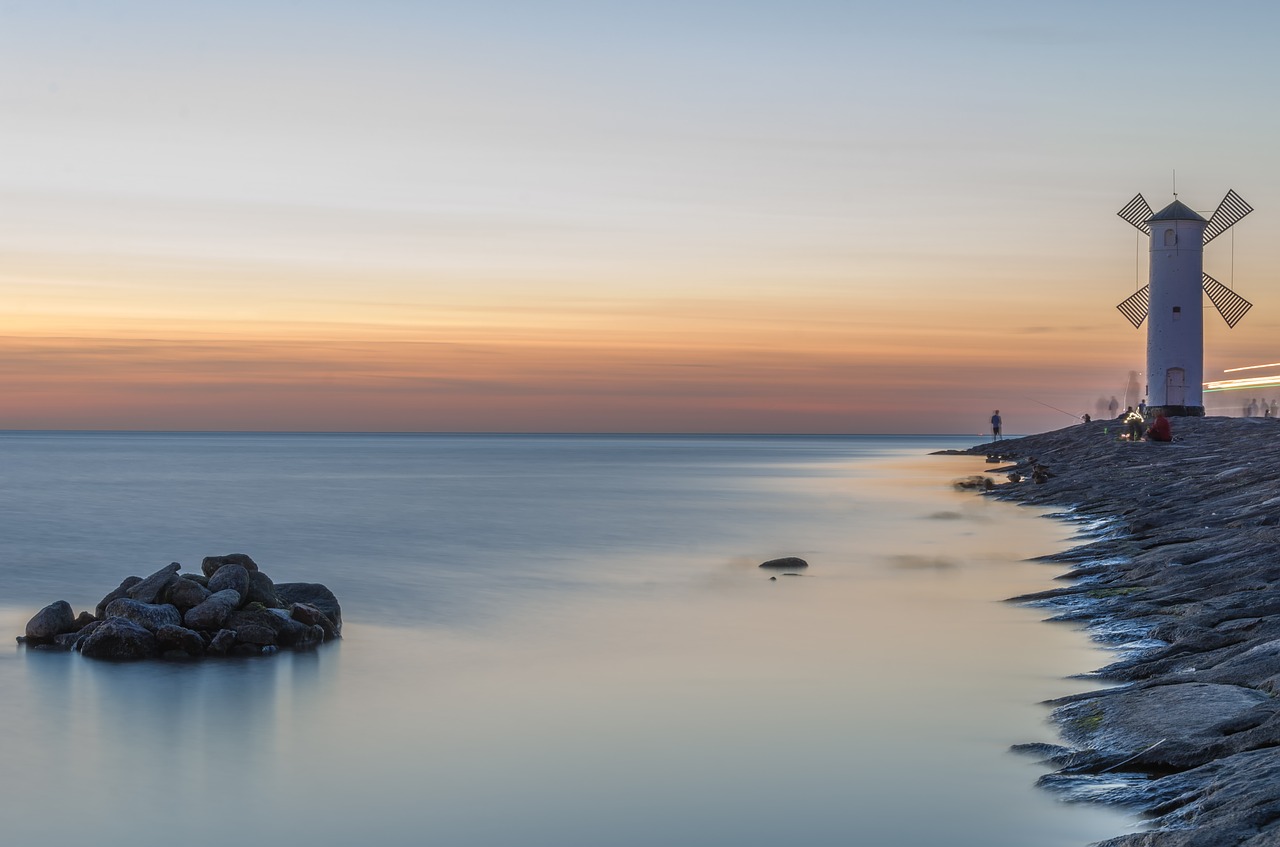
(1145, 413, 1172, 442)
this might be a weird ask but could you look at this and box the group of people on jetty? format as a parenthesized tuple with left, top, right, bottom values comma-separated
(1119, 403, 1172, 442)
(995, 402, 1172, 443)
(1084, 399, 1172, 442)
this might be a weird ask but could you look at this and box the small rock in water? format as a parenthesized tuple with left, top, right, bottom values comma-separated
(759, 556, 809, 570)
(953, 475, 995, 491)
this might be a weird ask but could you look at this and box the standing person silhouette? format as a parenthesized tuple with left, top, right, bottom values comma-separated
(991, 410, 1003, 441)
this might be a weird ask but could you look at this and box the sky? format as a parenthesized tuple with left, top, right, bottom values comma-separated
(3, 0, 1280, 433)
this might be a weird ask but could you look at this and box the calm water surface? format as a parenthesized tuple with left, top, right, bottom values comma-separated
(0, 434, 1135, 845)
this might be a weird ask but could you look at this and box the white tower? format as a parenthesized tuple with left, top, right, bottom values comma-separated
(1116, 190, 1255, 416)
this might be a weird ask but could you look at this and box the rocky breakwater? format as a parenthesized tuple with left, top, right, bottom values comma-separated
(18, 553, 342, 661)
(951, 416, 1280, 847)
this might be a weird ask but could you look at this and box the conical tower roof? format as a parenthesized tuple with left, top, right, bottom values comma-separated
(1149, 199, 1207, 223)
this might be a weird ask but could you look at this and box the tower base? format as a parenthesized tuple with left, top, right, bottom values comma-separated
(1150, 405, 1204, 418)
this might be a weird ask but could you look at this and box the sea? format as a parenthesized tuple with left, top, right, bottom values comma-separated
(0, 433, 1137, 846)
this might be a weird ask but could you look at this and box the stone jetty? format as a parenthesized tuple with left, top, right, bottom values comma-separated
(18, 553, 341, 660)
(952, 416, 1280, 846)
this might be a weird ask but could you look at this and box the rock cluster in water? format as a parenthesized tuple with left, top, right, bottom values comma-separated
(952, 416, 1280, 846)
(18, 553, 342, 661)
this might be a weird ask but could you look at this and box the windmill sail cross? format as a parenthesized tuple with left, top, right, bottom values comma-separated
(1202, 273, 1253, 328)
(1117, 285, 1150, 328)
(1117, 193, 1153, 235)
(1202, 189, 1253, 245)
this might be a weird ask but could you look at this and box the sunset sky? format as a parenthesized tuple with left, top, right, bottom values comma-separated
(3, 1, 1280, 433)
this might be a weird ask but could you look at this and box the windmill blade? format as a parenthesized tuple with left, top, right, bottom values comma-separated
(1116, 285, 1149, 328)
(1202, 273, 1253, 328)
(1202, 189, 1253, 245)
(1117, 193, 1153, 234)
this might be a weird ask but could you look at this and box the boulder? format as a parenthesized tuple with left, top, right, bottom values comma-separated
(275, 583, 342, 637)
(25, 600, 77, 641)
(234, 624, 278, 647)
(95, 576, 143, 619)
(290, 603, 338, 640)
(126, 562, 181, 604)
(104, 598, 182, 633)
(54, 630, 86, 651)
(79, 617, 160, 661)
(1053, 682, 1274, 771)
(245, 570, 280, 608)
(155, 624, 207, 657)
(207, 564, 250, 601)
(207, 629, 237, 656)
(226, 608, 310, 647)
(72, 611, 96, 630)
(166, 577, 211, 612)
(201, 553, 259, 578)
(183, 589, 242, 632)
(758, 557, 809, 571)
(69, 620, 102, 649)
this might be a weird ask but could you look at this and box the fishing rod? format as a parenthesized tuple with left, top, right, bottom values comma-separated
(1024, 396, 1084, 421)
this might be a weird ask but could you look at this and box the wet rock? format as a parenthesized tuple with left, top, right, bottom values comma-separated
(54, 630, 86, 651)
(1053, 683, 1273, 772)
(155, 624, 206, 657)
(95, 576, 143, 619)
(79, 617, 160, 661)
(758, 557, 809, 571)
(957, 418, 1280, 845)
(228, 608, 317, 647)
(245, 570, 280, 608)
(22, 553, 340, 661)
(183, 589, 242, 631)
(126, 562, 181, 604)
(166, 577, 211, 612)
(104, 598, 182, 632)
(1093, 748, 1280, 847)
(234, 624, 278, 647)
(201, 553, 259, 578)
(25, 600, 77, 641)
(207, 564, 250, 601)
(275, 583, 342, 637)
(952, 474, 995, 491)
(289, 603, 338, 640)
(207, 629, 237, 656)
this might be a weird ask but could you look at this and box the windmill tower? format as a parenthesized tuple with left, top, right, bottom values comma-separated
(1116, 190, 1254, 416)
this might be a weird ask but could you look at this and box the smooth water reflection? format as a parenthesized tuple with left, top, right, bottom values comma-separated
(0, 436, 1137, 846)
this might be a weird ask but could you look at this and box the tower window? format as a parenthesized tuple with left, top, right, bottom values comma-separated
(1173, 306, 1182, 321)
(1164, 228, 1177, 247)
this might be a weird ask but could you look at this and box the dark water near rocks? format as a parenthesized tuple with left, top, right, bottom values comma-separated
(0, 433, 1135, 845)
